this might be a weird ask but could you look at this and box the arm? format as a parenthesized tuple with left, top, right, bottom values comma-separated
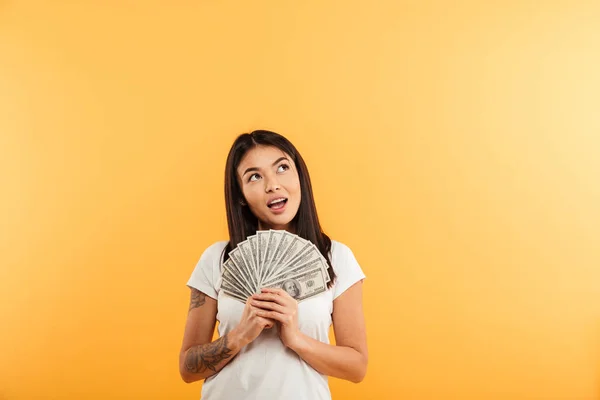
(179, 288, 241, 383)
(252, 283, 368, 383)
(291, 282, 368, 382)
(179, 288, 274, 383)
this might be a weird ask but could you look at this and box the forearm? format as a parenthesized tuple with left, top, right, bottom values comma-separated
(289, 332, 367, 383)
(180, 328, 246, 383)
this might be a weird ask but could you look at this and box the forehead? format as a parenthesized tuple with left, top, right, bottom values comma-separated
(237, 145, 291, 173)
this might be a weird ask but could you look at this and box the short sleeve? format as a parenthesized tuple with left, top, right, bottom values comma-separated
(186, 241, 226, 300)
(331, 241, 366, 300)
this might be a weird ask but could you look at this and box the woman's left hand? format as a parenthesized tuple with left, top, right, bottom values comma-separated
(251, 288, 301, 349)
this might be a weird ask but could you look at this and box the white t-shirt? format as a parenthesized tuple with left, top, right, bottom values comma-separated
(186, 239, 366, 400)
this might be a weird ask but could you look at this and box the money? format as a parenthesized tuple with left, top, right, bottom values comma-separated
(219, 229, 331, 303)
(269, 267, 327, 301)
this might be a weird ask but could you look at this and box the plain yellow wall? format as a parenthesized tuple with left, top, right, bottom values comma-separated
(1, 1, 599, 399)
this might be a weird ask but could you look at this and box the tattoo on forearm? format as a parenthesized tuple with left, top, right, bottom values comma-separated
(189, 289, 206, 311)
(185, 336, 233, 373)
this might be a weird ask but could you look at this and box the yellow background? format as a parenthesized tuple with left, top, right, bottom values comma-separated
(1, 1, 599, 399)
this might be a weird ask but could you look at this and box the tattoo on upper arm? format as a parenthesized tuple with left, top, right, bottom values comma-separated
(189, 289, 206, 311)
(184, 336, 233, 373)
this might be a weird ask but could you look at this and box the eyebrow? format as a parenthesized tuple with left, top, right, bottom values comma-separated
(242, 156, 289, 177)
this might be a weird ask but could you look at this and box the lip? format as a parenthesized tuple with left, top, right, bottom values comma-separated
(266, 196, 287, 207)
(267, 198, 288, 214)
(269, 201, 287, 214)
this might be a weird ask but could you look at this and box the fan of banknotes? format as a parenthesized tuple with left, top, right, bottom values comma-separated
(219, 230, 331, 303)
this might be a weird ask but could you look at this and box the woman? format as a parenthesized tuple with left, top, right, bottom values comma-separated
(179, 130, 368, 399)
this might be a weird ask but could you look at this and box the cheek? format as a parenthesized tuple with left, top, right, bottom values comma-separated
(243, 186, 263, 208)
(290, 182, 301, 203)
(284, 175, 301, 195)
(294, 183, 302, 200)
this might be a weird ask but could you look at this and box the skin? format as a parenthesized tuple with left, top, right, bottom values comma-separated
(179, 145, 368, 384)
(237, 145, 301, 233)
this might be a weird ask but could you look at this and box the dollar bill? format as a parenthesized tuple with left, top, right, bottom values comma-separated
(263, 252, 329, 286)
(275, 235, 308, 268)
(280, 240, 313, 269)
(267, 239, 314, 279)
(260, 230, 276, 281)
(220, 230, 333, 303)
(220, 278, 248, 302)
(261, 230, 295, 283)
(238, 239, 258, 287)
(261, 230, 284, 283)
(248, 235, 260, 282)
(222, 265, 252, 298)
(223, 257, 255, 296)
(230, 247, 257, 291)
(265, 267, 327, 302)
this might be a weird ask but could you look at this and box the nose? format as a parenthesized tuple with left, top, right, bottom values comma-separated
(264, 175, 281, 193)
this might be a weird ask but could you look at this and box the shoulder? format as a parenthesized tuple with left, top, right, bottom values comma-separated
(194, 240, 229, 269)
(200, 240, 229, 259)
(329, 239, 361, 270)
(187, 240, 229, 299)
(328, 239, 366, 298)
(330, 239, 355, 258)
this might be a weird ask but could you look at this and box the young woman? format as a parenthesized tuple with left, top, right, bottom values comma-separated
(179, 130, 368, 399)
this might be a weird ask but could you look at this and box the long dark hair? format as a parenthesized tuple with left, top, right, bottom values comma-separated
(222, 130, 336, 287)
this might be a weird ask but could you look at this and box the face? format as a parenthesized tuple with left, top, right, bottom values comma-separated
(283, 281, 299, 297)
(237, 145, 301, 233)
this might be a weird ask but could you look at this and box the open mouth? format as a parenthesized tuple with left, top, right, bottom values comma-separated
(267, 198, 288, 209)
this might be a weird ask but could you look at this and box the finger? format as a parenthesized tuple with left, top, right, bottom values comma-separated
(262, 287, 294, 302)
(252, 292, 288, 306)
(250, 305, 278, 319)
(255, 309, 286, 323)
(250, 307, 275, 325)
(256, 316, 274, 329)
(260, 287, 286, 296)
(251, 299, 286, 313)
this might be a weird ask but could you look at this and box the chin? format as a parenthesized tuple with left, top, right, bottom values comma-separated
(272, 217, 295, 227)
(263, 215, 294, 230)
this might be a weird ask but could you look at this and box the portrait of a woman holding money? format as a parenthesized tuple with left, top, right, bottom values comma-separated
(179, 130, 368, 399)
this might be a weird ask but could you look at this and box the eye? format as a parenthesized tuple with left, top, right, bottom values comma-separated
(277, 163, 290, 173)
(248, 173, 261, 182)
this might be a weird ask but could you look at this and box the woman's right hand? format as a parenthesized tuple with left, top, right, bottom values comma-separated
(231, 297, 274, 347)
